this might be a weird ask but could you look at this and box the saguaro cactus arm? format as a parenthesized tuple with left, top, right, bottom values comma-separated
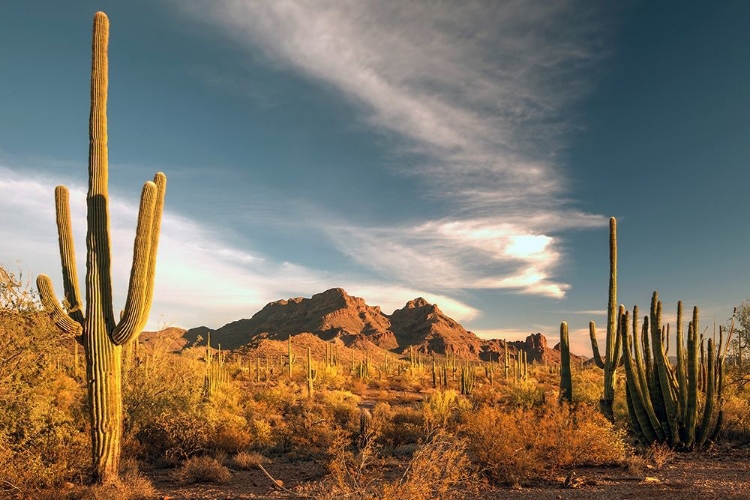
(137, 172, 166, 333)
(37, 275, 83, 336)
(110, 178, 164, 345)
(588, 321, 605, 369)
(55, 185, 84, 325)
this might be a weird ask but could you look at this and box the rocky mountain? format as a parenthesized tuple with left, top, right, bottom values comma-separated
(389, 298, 484, 357)
(184, 288, 396, 351)
(174, 288, 582, 363)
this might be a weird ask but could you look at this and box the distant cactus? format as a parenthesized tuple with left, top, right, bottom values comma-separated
(36, 12, 166, 483)
(460, 363, 476, 395)
(287, 337, 296, 379)
(504, 339, 509, 380)
(588, 217, 621, 421)
(559, 322, 572, 403)
(202, 336, 228, 399)
(307, 347, 318, 398)
(358, 408, 373, 448)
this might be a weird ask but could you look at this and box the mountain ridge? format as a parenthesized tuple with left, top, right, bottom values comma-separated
(151, 287, 585, 363)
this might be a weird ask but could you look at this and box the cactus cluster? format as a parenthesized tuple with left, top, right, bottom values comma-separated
(203, 334, 228, 399)
(619, 296, 729, 449)
(460, 363, 476, 395)
(36, 12, 166, 483)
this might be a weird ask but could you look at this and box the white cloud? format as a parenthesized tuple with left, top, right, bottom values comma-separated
(0, 166, 479, 329)
(172, 0, 610, 299)
(315, 217, 572, 298)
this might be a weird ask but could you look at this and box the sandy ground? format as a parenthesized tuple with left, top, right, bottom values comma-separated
(147, 445, 750, 500)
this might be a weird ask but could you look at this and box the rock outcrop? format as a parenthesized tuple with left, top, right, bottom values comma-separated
(174, 288, 585, 363)
(389, 298, 485, 358)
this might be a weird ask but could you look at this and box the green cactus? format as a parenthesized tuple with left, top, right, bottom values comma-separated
(203, 337, 228, 399)
(559, 322, 573, 403)
(307, 347, 318, 398)
(460, 363, 476, 396)
(587, 217, 622, 421)
(288, 337, 296, 379)
(620, 300, 726, 449)
(504, 339, 509, 380)
(36, 12, 166, 483)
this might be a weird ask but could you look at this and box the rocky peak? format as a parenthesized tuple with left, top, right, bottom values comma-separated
(525, 332, 548, 352)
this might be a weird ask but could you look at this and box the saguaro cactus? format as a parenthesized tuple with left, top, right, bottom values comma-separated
(36, 12, 166, 482)
(287, 337, 296, 379)
(589, 217, 622, 421)
(307, 347, 318, 398)
(560, 322, 573, 403)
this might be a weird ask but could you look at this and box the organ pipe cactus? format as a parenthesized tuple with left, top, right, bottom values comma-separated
(588, 217, 621, 421)
(460, 363, 476, 395)
(620, 299, 727, 449)
(36, 12, 166, 483)
(559, 322, 572, 403)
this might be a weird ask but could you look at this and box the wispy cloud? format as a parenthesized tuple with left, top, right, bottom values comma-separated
(174, 0, 609, 298)
(0, 165, 478, 328)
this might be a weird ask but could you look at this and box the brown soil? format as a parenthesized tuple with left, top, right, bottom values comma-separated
(147, 446, 750, 500)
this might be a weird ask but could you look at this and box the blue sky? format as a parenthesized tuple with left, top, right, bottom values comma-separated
(2, 1, 749, 355)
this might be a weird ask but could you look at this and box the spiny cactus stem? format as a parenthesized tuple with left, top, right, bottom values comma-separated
(110, 181, 157, 345)
(559, 321, 572, 404)
(54, 185, 84, 324)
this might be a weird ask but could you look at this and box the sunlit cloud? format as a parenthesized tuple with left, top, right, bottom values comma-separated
(173, 0, 609, 299)
(0, 166, 480, 329)
(316, 218, 571, 298)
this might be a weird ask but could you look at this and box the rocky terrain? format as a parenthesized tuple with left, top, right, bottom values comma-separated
(146, 288, 585, 363)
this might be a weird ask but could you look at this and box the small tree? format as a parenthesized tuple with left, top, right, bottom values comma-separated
(729, 302, 750, 372)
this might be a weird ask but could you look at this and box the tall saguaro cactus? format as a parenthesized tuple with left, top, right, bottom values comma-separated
(589, 217, 622, 421)
(559, 322, 573, 403)
(36, 12, 166, 482)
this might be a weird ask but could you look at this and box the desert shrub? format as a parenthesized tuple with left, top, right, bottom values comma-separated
(0, 270, 90, 493)
(319, 428, 380, 496)
(534, 403, 626, 468)
(463, 402, 626, 485)
(376, 404, 425, 450)
(233, 451, 267, 470)
(317, 364, 347, 390)
(80, 471, 156, 500)
(321, 390, 361, 430)
(422, 389, 472, 433)
(273, 398, 346, 458)
(647, 442, 675, 469)
(463, 406, 541, 485)
(176, 456, 231, 484)
(500, 379, 547, 409)
(720, 383, 750, 444)
(379, 431, 475, 500)
(624, 454, 647, 475)
(212, 423, 253, 455)
(136, 411, 211, 462)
